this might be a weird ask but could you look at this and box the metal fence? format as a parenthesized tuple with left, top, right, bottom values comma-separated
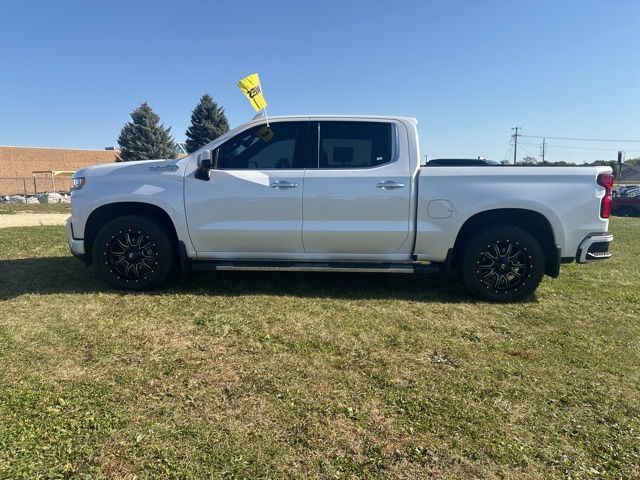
(0, 176, 73, 196)
(619, 165, 640, 184)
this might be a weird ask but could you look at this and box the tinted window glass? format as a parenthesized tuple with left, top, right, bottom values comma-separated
(319, 121, 392, 169)
(217, 121, 310, 169)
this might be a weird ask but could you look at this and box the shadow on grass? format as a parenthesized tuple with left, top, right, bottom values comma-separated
(0, 256, 478, 303)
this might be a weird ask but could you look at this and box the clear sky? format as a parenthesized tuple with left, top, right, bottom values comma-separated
(1, 0, 639, 163)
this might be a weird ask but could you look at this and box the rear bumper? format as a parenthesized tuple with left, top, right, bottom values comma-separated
(576, 233, 613, 263)
(66, 219, 85, 260)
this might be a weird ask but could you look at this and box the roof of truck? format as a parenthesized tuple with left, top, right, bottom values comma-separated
(251, 114, 418, 124)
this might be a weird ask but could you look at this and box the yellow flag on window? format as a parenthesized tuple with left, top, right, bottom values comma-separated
(237, 73, 268, 111)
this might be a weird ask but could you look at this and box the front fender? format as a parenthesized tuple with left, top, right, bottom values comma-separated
(70, 158, 193, 255)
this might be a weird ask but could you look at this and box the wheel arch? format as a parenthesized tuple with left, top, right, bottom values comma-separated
(84, 202, 179, 265)
(451, 208, 560, 277)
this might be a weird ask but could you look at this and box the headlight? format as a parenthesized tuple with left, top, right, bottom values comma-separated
(71, 177, 85, 191)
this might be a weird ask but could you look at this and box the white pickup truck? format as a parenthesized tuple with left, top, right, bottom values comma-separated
(67, 115, 614, 301)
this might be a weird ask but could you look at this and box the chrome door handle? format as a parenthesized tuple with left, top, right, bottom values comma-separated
(270, 181, 298, 189)
(376, 181, 405, 190)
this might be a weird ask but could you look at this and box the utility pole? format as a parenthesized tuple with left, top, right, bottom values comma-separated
(512, 127, 520, 164)
(540, 138, 547, 163)
(617, 151, 623, 181)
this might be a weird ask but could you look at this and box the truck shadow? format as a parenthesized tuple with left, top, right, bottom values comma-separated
(0, 256, 527, 304)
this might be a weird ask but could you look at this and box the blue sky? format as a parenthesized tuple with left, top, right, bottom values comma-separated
(1, 0, 639, 163)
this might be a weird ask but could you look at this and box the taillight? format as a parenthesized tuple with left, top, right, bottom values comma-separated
(597, 173, 614, 218)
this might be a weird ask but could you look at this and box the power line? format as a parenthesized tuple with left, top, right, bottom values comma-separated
(548, 145, 640, 153)
(502, 143, 513, 163)
(520, 134, 640, 143)
(519, 141, 608, 150)
(518, 141, 640, 154)
(519, 143, 537, 158)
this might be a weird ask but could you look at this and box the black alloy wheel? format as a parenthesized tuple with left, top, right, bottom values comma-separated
(92, 215, 174, 290)
(474, 239, 532, 293)
(460, 225, 545, 302)
(105, 230, 158, 281)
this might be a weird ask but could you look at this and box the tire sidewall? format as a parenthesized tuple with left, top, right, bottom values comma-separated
(460, 225, 545, 302)
(92, 215, 174, 290)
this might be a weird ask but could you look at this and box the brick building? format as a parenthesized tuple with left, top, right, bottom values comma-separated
(0, 144, 188, 195)
(0, 146, 118, 195)
(0, 145, 118, 178)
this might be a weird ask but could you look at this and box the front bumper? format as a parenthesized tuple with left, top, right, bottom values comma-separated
(66, 218, 85, 260)
(576, 233, 613, 263)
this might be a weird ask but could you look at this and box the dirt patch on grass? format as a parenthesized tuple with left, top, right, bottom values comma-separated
(0, 212, 69, 228)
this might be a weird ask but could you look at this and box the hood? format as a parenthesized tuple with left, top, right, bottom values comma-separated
(74, 158, 184, 178)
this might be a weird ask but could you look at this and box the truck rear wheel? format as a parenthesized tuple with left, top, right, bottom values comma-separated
(92, 215, 174, 290)
(459, 225, 545, 302)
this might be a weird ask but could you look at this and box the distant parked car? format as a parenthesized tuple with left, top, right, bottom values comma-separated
(616, 185, 640, 198)
(611, 195, 640, 216)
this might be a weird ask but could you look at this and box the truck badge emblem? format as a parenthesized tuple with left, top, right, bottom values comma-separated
(149, 165, 179, 173)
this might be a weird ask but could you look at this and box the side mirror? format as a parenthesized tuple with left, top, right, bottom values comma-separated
(257, 125, 273, 142)
(195, 150, 216, 181)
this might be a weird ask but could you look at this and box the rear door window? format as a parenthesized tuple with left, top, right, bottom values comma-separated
(318, 121, 393, 169)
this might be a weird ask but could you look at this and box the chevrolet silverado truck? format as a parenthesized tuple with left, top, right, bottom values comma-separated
(67, 116, 614, 301)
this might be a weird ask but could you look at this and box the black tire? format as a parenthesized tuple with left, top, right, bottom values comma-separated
(92, 215, 174, 290)
(617, 207, 635, 217)
(459, 225, 545, 302)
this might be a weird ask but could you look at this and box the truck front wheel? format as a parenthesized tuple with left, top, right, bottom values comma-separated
(459, 225, 545, 302)
(92, 215, 174, 290)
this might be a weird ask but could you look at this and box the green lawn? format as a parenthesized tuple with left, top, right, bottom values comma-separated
(0, 218, 639, 479)
(0, 203, 71, 215)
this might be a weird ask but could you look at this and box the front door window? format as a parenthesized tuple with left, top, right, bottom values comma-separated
(217, 122, 312, 170)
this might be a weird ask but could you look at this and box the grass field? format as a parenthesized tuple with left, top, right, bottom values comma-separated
(0, 203, 71, 215)
(0, 218, 639, 479)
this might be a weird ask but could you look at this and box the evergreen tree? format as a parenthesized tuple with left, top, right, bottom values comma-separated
(117, 102, 176, 162)
(185, 94, 229, 153)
